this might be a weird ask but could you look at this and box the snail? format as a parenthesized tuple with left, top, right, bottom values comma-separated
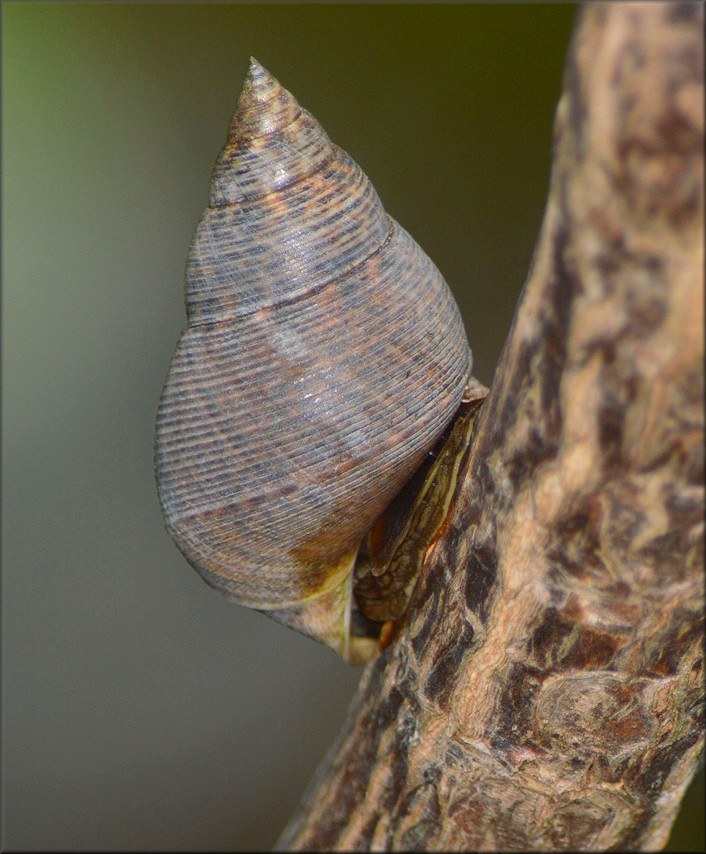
(154, 58, 482, 663)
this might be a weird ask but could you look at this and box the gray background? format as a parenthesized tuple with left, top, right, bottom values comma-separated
(3, 3, 703, 850)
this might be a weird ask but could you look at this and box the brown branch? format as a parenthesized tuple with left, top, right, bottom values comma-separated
(276, 3, 704, 851)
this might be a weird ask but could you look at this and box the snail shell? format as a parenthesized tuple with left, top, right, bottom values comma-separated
(154, 58, 472, 663)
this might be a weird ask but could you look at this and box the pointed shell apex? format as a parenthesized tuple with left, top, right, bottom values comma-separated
(228, 59, 300, 144)
(247, 56, 267, 79)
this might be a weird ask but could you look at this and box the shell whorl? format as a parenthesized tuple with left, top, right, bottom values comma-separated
(154, 59, 472, 660)
(186, 57, 390, 325)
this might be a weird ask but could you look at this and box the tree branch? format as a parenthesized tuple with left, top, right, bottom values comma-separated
(277, 3, 704, 850)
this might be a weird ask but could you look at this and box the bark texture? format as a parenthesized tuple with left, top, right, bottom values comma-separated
(277, 3, 704, 850)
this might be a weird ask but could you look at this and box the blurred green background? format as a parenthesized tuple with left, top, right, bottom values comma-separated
(2, 3, 703, 851)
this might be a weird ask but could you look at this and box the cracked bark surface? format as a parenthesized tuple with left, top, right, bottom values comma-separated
(277, 3, 704, 851)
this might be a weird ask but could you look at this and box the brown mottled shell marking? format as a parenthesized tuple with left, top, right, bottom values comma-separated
(154, 58, 472, 663)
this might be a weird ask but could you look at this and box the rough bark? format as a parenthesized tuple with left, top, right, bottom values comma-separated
(277, 3, 704, 851)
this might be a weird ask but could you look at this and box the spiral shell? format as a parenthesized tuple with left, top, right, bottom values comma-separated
(154, 58, 472, 663)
